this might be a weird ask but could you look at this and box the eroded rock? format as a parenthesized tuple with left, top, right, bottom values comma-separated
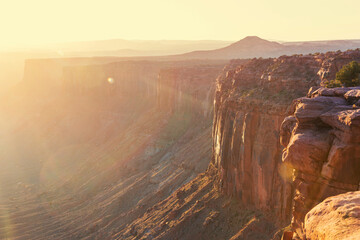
(304, 191, 360, 240)
(281, 87, 360, 238)
(213, 50, 360, 228)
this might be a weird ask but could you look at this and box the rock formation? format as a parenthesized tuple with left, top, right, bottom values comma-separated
(4, 47, 360, 239)
(304, 191, 360, 240)
(281, 86, 360, 238)
(212, 49, 360, 228)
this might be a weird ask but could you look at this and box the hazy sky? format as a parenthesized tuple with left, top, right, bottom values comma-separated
(1, 0, 360, 48)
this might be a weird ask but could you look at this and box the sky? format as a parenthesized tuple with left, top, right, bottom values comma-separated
(1, 0, 360, 49)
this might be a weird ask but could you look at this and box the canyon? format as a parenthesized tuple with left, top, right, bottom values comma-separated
(0, 56, 229, 239)
(0, 39, 360, 240)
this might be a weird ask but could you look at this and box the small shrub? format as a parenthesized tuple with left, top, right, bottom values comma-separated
(324, 61, 360, 88)
(335, 61, 360, 87)
(323, 79, 342, 88)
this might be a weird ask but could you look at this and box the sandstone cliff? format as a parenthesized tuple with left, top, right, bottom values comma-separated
(281, 87, 360, 238)
(212, 49, 360, 229)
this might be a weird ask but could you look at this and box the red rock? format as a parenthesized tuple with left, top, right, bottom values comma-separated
(282, 130, 331, 175)
(282, 231, 294, 240)
(213, 49, 360, 228)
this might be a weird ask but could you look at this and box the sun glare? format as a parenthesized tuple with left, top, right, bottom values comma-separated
(107, 77, 114, 84)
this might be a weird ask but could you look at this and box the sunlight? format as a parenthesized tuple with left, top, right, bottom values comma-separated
(107, 77, 114, 84)
(57, 50, 64, 56)
(0, 191, 14, 239)
(1, 1, 360, 239)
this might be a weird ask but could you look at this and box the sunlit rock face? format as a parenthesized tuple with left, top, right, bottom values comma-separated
(281, 87, 360, 238)
(304, 191, 360, 240)
(212, 49, 360, 226)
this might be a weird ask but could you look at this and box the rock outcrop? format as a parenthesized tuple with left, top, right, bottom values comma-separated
(212, 49, 360, 227)
(304, 191, 360, 240)
(281, 87, 360, 238)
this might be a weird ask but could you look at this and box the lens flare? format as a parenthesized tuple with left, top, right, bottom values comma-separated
(107, 77, 114, 84)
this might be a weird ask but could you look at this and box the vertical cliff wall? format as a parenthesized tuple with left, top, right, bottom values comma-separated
(212, 50, 360, 227)
(156, 65, 225, 117)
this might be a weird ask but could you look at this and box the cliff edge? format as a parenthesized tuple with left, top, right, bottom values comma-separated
(212, 49, 360, 237)
(281, 87, 360, 238)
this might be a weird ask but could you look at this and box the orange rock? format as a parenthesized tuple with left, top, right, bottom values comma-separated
(281, 86, 360, 237)
(304, 191, 360, 240)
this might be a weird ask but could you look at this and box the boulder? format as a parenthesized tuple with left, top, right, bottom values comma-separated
(344, 89, 360, 103)
(305, 191, 360, 240)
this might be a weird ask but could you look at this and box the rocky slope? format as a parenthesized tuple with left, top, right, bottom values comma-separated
(115, 169, 278, 240)
(281, 87, 360, 238)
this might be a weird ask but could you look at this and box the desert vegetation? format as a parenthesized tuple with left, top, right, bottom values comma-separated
(323, 61, 360, 87)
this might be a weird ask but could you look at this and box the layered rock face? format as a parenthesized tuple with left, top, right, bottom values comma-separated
(157, 65, 224, 117)
(281, 87, 360, 238)
(212, 49, 360, 225)
(212, 58, 318, 224)
(60, 60, 227, 115)
(304, 191, 360, 240)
